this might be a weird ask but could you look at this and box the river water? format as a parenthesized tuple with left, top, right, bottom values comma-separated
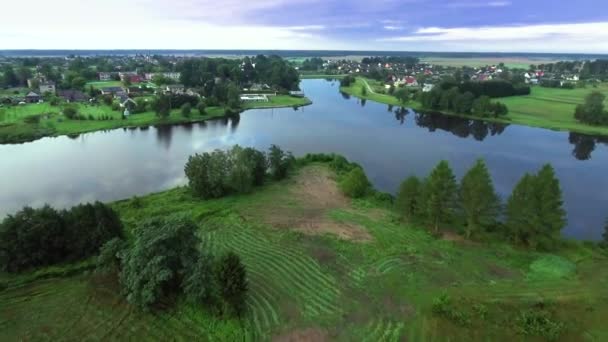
(1, 79, 607, 239)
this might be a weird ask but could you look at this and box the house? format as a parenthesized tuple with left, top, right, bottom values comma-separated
(39, 82, 56, 95)
(164, 84, 185, 94)
(127, 87, 143, 95)
(405, 76, 418, 87)
(289, 91, 305, 97)
(98, 72, 113, 81)
(128, 75, 143, 84)
(58, 90, 88, 102)
(25, 92, 41, 103)
(118, 72, 137, 81)
(100, 87, 125, 96)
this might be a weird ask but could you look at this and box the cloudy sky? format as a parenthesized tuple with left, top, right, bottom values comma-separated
(1, 0, 607, 52)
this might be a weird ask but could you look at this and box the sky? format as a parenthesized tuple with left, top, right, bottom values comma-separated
(1, 0, 607, 53)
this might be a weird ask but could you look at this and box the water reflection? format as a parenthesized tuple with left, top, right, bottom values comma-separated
(414, 112, 508, 141)
(569, 133, 608, 161)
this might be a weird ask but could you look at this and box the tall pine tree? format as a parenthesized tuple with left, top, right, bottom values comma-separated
(425, 161, 457, 233)
(395, 176, 422, 221)
(459, 159, 501, 238)
(506, 164, 566, 250)
(602, 219, 608, 248)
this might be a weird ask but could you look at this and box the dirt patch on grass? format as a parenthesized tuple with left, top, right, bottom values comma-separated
(486, 264, 519, 279)
(273, 328, 329, 342)
(253, 166, 372, 242)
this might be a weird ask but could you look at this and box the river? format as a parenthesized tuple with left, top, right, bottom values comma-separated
(1, 79, 607, 239)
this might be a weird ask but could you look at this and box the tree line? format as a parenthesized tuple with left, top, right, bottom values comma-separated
(185, 145, 295, 199)
(97, 215, 249, 316)
(395, 159, 567, 250)
(0, 202, 123, 272)
(418, 86, 509, 118)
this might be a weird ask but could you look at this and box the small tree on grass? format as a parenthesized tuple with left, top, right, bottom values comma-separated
(268, 145, 294, 180)
(63, 106, 78, 119)
(181, 102, 192, 117)
(97, 237, 127, 273)
(459, 159, 501, 238)
(395, 87, 409, 104)
(152, 94, 171, 118)
(120, 216, 200, 309)
(183, 255, 217, 306)
(361, 85, 368, 96)
(197, 102, 207, 115)
(395, 176, 422, 221)
(426, 160, 457, 233)
(216, 252, 248, 317)
(339, 167, 371, 198)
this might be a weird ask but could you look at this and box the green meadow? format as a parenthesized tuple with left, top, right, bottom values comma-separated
(1, 163, 607, 341)
(341, 77, 608, 136)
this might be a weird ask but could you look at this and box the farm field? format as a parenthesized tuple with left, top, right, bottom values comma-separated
(420, 57, 560, 69)
(1, 163, 607, 341)
(341, 77, 608, 136)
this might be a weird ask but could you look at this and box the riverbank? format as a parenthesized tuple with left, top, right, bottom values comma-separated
(1, 161, 607, 340)
(340, 77, 608, 136)
(0, 95, 311, 144)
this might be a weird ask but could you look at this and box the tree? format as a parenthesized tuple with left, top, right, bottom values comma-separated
(602, 219, 608, 248)
(453, 91, 475, 114)
(71, 77, 87, 90)
(574, 91, 607, 125)
(395, 176, 422, 221)
(97, 237, 127, 273)
(425, 161, 458, 233)
(181, 102, 192, 117)
(339, 167, 371, 198)
(152, 94, 172, 118)
(197, 102, 207, 115)
(534, 164, 566, 245)
(0, 205, 65, 272)
(506, 165, 566, 250)
(216, 252, 248, 317)
(268, 145, 294, 180)
(472, 95, 492, 117)
(183, 255, 217, 306)
(184, 150, 231, 199)
(459, 160, 501, 238)
(120, 216, 200, 309)
(394, 87, 409, 104)
(361, 85, 368, 96)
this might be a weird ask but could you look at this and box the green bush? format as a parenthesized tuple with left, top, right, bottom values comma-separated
(181, 102, 192, 117)
(339, 167, 371, 198)
(197, 102, 206, 115)
(216, 252, 248, 317)
(23, 115, 42, 124)
(268, 145, 294, 181)
(517, 309, 565, 341)
(431, 294, 471, 326)
(63, 106, 78, 119)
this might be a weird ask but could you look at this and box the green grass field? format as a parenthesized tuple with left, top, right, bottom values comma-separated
(341, 77, 608, 136)
(1, 163, 607, 341)
(420, 57, 558, 69)
(0, 95, 311, 143)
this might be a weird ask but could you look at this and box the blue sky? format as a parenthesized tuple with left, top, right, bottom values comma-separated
(1, 0, 607, 52)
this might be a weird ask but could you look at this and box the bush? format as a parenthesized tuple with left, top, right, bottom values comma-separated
(183, 255, 217, 306)
(96, 237, 127, 273)
(268, 145, 294, 181)
(517, 308, 564, 341)
(63, 106, 78, 119)
(431, 294, 471, 326)
(23, 115, 42, 124)
(120, 216, 200, 309)
(216, 252, 248, 316)
(339, 167, 371, 198)
(181, 102, 192, 117)
(197, 102, 206, 115)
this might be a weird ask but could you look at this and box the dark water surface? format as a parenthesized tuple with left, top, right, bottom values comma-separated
(1, 79, 607, 239)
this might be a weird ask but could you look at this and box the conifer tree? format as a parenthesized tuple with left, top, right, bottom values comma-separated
(506, 173, 537, 246)
(425, 161, 457, 232)
(535, 164, 566, 244)
(459, 159, 501, 238)
(395, 176, 422, 221)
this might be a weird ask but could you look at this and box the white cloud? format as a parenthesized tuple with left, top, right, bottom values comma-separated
(446, 1, 511, 8)
(384, 26, 405, 31)
(379, 22, 608, 53)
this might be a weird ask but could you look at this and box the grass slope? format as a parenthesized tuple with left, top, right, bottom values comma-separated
(0, 95, 311, 144)
(1, 164, 607, 341)
(340, 77, 608, 136)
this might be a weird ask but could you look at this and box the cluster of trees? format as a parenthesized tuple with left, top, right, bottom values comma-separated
(299, 57, 325, 71)
(456, 80, 531, 98)
(395, 160, 566, 250)
(419, 86, 509, 118)
(98, 215, 248, 316)
(340, 75, 356, 87)
(361, 56, 420, 68)
(185, 145, 294, 199)
(0, 202, 123, 272)
(178, 55, 299, 91)
(536, 60, 608, 80)
(575, 92, 608, 125)
(540, 79, 576, 89)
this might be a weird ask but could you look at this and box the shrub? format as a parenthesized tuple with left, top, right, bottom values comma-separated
(339, 167, 371, 198)
(181, 102, 192, 117)
(120, 216, 200, 309)
(197, 102, 206, 115)
(96, 237, 127, 273)
(183, 255, 217, 306)
(517, 309, 564, 341)
(23, 115, 42, 124)
(268, 145, 294, 181)
(63, 106, 78, 119)
(431, 294, 471, 326)
(216, 252, 248, 316)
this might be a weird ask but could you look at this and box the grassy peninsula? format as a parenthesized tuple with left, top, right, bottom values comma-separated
(340, 76, 608, 136)
(1, 157, 607, 341)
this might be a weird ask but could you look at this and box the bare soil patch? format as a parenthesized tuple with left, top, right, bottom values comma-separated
(252, 166, 372, 241)
(273, 328, 329, 342)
